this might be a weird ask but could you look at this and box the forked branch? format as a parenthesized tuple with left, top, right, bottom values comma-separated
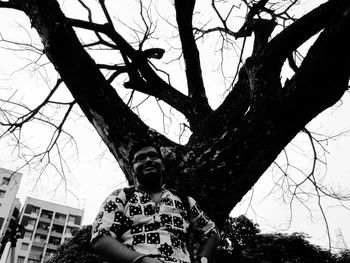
(68, 17, 192, 123)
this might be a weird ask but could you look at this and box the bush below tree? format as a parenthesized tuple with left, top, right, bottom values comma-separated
(48, 216, 350, 263)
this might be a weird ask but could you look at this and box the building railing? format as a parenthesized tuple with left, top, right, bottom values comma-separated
(46, 243, 58, 250)
(35, 228, 49, 235)
(28, 251, 43, 261)
(50, 231, 63, 238)
(53, 219, 65, 225)
(32, 241, 46, 248)
(39, 217, 51, 224)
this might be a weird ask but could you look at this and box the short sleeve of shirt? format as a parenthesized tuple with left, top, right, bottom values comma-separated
(188, 196, 218, 242)
(91, 189, 126, 245)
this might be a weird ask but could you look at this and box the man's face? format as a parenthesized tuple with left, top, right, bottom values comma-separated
(132, 146, 163, 185)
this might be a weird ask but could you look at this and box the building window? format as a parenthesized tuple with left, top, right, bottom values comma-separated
(0, 190, 6, 198)
(65, 226, 72, 234)
(37, 221, 50, 231)
(40, 209, 53, 219)
(48, 236, 61, 246)
(68, 215, 81, 225)
(12, 207, 19, 217)
(24, 231, 33, 239)
(29, 220, 36, 227)
(54, 213, 66, 222)
(51, 224, 64, 234)
(34, 234, 47, 243)
(0, 217, 4, 229)
(24, 205, 40, 215)
(30, 246, 43, 253)
(1, 177, 10, 185)
(28, 218, 36, 226)
(68, 215, 76, 223)
(21, 243, 29, 250)
(17, 256, 25, 263)
(22, 216, 37, 229)
(65, 226, 78, 235)
(31, 207, 40, 215)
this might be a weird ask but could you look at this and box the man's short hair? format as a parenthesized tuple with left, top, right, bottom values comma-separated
(128, 141, 162, 164)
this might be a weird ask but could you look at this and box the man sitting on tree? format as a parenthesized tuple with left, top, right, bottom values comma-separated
(91, 142, 220, 263)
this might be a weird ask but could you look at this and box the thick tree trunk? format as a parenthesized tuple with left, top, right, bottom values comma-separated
(4, 0, 349, 228)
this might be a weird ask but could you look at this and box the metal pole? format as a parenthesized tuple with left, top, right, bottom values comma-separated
(0, 241, 11, 263)
(10, 245, 15, 263)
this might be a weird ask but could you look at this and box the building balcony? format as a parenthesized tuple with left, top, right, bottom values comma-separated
(44, 255, 54, 262)
(26, 224, 35, 230)
(39, 217, 52, 223)
(29, 251, 43, 261)
(46, 243, 58, 250)
(22, 236, 32, 242)
(63, 233, 73, 239)
(66, 221, 79, 226)
(53, 219, 65, 225)
(29, 212, 39, 217)
(36, 228, 49, 235)
(32, 241, 46, 248)
(50, 231, 62, 238)
(15, 250, 27, 258)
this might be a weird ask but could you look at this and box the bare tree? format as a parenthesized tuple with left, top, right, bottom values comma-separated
(0, 0, 349, 235)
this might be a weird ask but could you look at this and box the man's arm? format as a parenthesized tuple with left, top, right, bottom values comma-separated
(186, 196, 220, 263)
(194, 231, 220, 263)
(92, 235, 162, 263)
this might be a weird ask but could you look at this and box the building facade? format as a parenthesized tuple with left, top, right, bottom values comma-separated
(14, 197, 84, 263)
(0, 168, 22, 239)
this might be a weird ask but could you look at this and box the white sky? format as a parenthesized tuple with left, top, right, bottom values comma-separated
(1, 0, 349, 251)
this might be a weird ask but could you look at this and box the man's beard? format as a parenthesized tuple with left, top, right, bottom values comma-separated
(136, 171, 161, 185)
(135, 168, 163, 191)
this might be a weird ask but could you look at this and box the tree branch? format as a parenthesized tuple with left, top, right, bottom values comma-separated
(68, 17, 193, 122)
(0, 79, 63, 136)
(281, 1, 350, 112)
(16, 0, 177, 184)
(251, 19, 277, 55)
(235, 0, 270, 38)
(98, 0, 113, 26)
(77, 0, 116, 50)
(187, 1, 350, 224)
(174, 0, 212, 127)
(265, 0, 342, 71)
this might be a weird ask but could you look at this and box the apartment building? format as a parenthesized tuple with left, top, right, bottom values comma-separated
(0, 168, 22, 239)
(14, 197, 84, 263)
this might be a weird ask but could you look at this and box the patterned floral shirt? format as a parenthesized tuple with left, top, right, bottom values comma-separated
(91, 188, 217, 263)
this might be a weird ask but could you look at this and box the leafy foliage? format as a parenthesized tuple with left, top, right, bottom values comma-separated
(47, 217, 350, 263)
(336, 250, 350, 263)
(242, 232, 335, 263)
(219, 215, 260, 252)
(47, 225, 104, 263)
(218, 215, 350, 263)
(0, 0, 350, 234)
